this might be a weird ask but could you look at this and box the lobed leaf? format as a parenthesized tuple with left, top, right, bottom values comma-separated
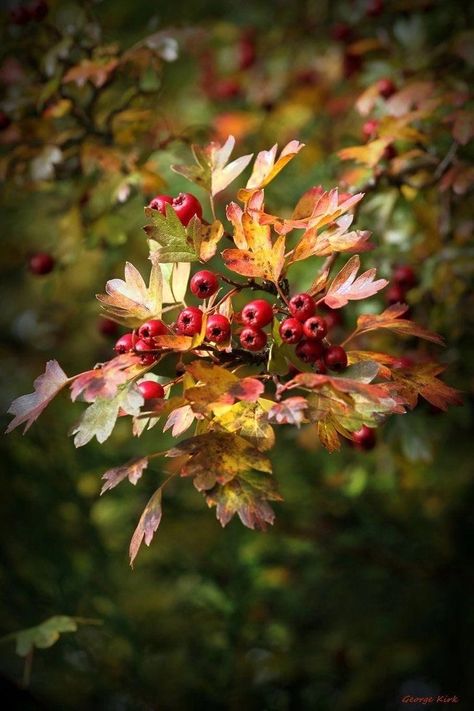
(71, 385, 143, 448)
(97, 260, 163, 327)
(129, 487, 163, 566)
(354, 304, 445, 344)
(324, 255, 388, 308)
(101, 457, 149, 495)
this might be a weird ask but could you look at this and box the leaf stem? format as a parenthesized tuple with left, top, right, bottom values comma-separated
(22, 648, 34, 689)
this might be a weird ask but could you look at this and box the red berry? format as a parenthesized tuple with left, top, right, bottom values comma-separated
(279, 318, 304, 344)
(138, 381, 165, 400)
(171, 192, 202, 226)
(238, 32, 256, 70)
(324, 345, 348, 372)
(176, 306, 203, 336)
(28, 252, 55, 275)
(362, 119, 379, 140)
(98, 318, 119, 338)
(295, 339, 324, 363)
(383, 144, 397, 161)
(303, 316, 328, 341)
(29, 0, 48, 20)
(377, 78, 396, 99)
(386, 283, 406, 305)
(0, 111, 11, 131)
(343, 51, 362, 79)
(240, 326, 267, 351)
(138, 319, 167, 342)
(241, 299, 274, 328)
(148, 194, 173, 214)
(331, 23, 354, 43)
(9, 6, 31, 25)
(114, 333, 135, 354)
(393, 265, 417, 290)
(134, 338, 158, 365)
(289, 293, 316, 322)
(190, 270, 219, 299)
(213, 78, 241, 100)
(352, 425, 377, 451)
(206, 314, 231, 344)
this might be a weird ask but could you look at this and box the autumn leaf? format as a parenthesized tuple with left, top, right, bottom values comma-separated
(391, 364, 462, 411)
(352, 304, 445, 344)
(213, 400, 275, 451)
(172, 135, 253, 196)
(323, 255, 388, 308)
(184, 361, 264, 413)
(96, 260, 162, 328)
(338, 138, 392, 167)
(238, 140, 305, 201)
(166, 431, 272, 493)
(6, 360, 69, 434)
(71, 385, 143, 447)
(267, 397, 309, 427)
(129, 487, 163, 566)
(222, 211, 285, 282)
(70, 353, 142, 403)
(100, 457, 149, 495)
(163, 404, 196, 437)
(205, 470, 282, 529)
(63, 58, 119, 88)
(160, 261, 191, 303)
(289, 215, 372, 263)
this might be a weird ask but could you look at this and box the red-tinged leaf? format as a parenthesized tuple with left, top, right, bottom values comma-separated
(152, 334, 193, 351)
(238, 140, 304, 201)
(267, 397, 309, 427)
(63, 58, 119, 88)
(6, 360, 69, 434)
(163, 405, 195, 437)
(356, 83, 383, 116)
(338, 139, 392, 168)
(166, 432, 272, 492)
(290, 221, 372, 263)
(347, 350, 400, 378)
(101, 457, 149, 495)
(324, 255, 388, 308)
(449, 109, 474, 146)
(226, 201, 247, 249)
(222, 211, 285, 282)
(172, 135, 253, 196)
(285, 371, 397, 402)
(317, 420, 341, 453)
(205, 471, 281, 529)
(384, 81, 436, 117)
(70, 353, 142, 403)
(391, 364, 462, 411)
(129, 487, 163, 567)
(354, 304, 445, 344)
(228, 378, 265, 403)
(439, 164, 474, 195)
(96, 260, 163, 328)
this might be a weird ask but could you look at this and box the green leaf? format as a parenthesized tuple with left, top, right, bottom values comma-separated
(144, 204, 199, 262)
(9, 616, 78, 657)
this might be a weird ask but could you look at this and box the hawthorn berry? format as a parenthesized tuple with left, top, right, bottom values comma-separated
(176, 306, 203, 336)
(324, 345, 348, 372)
(331, 22, 353, 43)
(303, 316, 328, 341)
(98, 318, 119, 338)
(138, 381, 165, 400)
(352, 425, 377, 451)
(148, 192, 202, 226)
(241, 299, 274, 328)
(206, 314, 231, 343)
(377, 78, 396, 99)
(239, 326, 267, 351)
(295, 339, 324, 363)
(289, 293, 316, 322)
(238, 31, 256, 70)
(213, 78, 241, 100)
(386, 283, 406, 305)
(0, 111, 11, 131)
(392, 356, 414, 369)
(190, 270, 219, 298)
(362, 119, 379, 139)
(279, 318, 303, 344)
(393, 265, 417, 289)
(138, 319, 167, 342)
(28, 252, 55, 275)
(114, 333, 135, 354)
(29, 0, 48, 20)
(134, 338, 158, 365)
(343, 51, 362, 79)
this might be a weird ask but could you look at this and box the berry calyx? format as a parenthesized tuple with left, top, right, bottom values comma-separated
(289, 293, 316, 322)
(28, 252, 55, 275)
(295, 339, 324, 363)
(138, 381, 165, 400)
(205, 314, 231, 344)
(393, 265, 417, 289)
(279, 318, 303, 344)
(377, 78, 396, 99)
(138, 319, 167, 342)
(386, 283, 406, 305)
(362, 119, 379, 139)
(303, 316, 328, 341)
(190, 270, 219, 299)
(352, 425, 377, 451)
(324, 345, 348, 372)
(148, 194, 173, 213)
(176, 306, 203, 336)
(241, 299, 274, 328)
(239, 326, 267, 351)
(114, 333, 135, 354)
(171, 192, 202, 226)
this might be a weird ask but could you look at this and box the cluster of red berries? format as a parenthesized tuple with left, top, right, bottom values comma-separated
(386, 265, 417, 305)
(9, 0, 48, 25)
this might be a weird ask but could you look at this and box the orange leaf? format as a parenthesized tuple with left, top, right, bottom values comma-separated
(238, 140, 304, 201)
(338, 139, 392, 168)
(354, 304, 445, 344)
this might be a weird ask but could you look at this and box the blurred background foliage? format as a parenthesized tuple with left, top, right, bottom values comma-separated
(1, 0, 473, 708)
